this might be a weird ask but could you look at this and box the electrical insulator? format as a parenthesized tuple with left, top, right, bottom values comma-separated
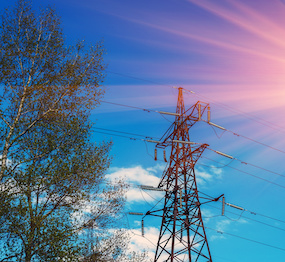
(207, 106, 210, 122)
(227, 203, 244, 211)
(198, 103, 201, 121)
(215, 150, 233, 159)
(222, 196, 225, 216)
(163, 150, 167, 162)
(141, 219, 144, 237)
(154, 148, 157, 161)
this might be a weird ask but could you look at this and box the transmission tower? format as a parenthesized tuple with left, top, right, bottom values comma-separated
(146, 87, 218, 262)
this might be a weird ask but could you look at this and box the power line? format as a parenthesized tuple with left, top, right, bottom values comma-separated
(92, 127, 158, 140)
(124, 212, 157, 248)
(91, 128, 202, 146)
(200, 191, 285, 225)
(225, 128, 285, 154)
(91, 130, 145, 141)
(100, 99, 285, 155)
(136, 185, 268, 225)
(94, 126, 285, 182)
(183, 88, 285, 133)
(201, 156, 285, 189)
(101, 100, 181, 117)
(207, 148, 285, 179)
(206, 225, 285, 252)
(128, 185, 285, 255)
(203, 119, 285, 154)
(92, 127, 285, 188)
(106, 70, 171, 87)
(205, 203, 285, 232)
(106, 70, 285, 133)
(101, 100, 154, 113)
(199, 114, 285, 155)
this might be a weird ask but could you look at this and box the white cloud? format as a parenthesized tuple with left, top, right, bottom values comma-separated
(127, 226, 205, 261)
(127, 226, 170, 261)
(125, 187, 164, 203)
(216, 219, 232, 232)
(196, 166, 223, 185)
(134, 220, 141, 226)
(106, 165, 165, 203)
(201, 209, 216, 223)
(107, 165, 161, 186)
(210, 217, 248, 241)
(128, 226, 158, 253)
(146, 164, 166, 173)
(211, 167, 223, 177)
(106, 164, 223, 202)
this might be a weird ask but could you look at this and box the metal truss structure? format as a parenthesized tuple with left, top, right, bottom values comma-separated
(146, 87, 216, 262)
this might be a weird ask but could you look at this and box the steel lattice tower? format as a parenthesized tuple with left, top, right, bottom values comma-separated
(147, 88, 213, 262)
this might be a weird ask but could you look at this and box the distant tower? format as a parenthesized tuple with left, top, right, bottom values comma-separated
(148, 88, 212, 261)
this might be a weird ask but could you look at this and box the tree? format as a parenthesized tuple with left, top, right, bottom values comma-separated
(0, 0, 106, 181)
(79, 180, 151, 262)
(0, 1, 116, 261)
(82, 228, 150, 262)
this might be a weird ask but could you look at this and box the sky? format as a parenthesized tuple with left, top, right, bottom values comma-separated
(1, 0, 285, 261)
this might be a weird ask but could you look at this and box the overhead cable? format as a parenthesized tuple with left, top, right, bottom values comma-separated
(205, 226, 285, 252)
(106, 70, 285, 133)
(207, 148, 285, 179)
(201, 156, 285, 189)
(183, 88, 285, 133)
(101, 99, 285, 155)
(203, 120, 285, 154)
(92, 128, 285, 187)
(206, 203, 285, 232)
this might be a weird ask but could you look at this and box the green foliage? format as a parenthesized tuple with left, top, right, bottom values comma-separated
(0, 1, 117, 261)
(82, 228, 151, 262)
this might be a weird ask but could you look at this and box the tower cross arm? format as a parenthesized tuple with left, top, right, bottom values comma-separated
(156, 101, 209, 149)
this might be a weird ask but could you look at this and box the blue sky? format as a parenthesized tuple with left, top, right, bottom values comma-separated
(1, 0, 285, 261)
